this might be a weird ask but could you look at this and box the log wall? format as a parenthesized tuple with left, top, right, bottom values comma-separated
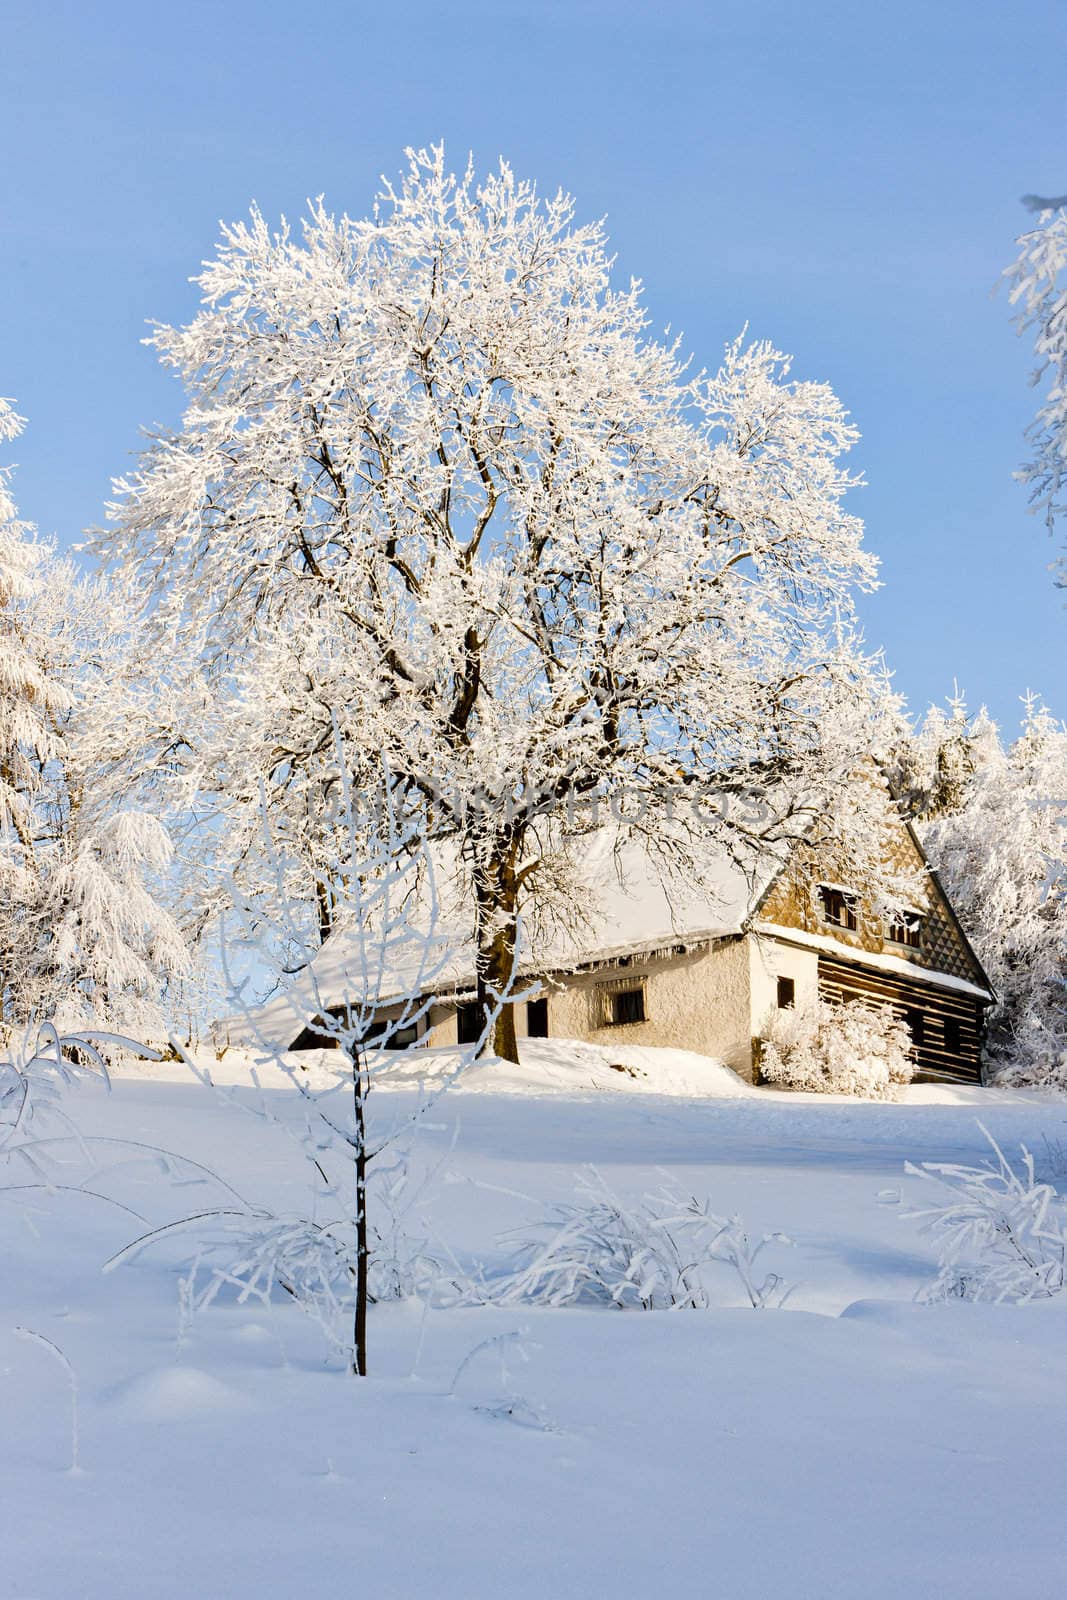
(817, 954, 984, 1084)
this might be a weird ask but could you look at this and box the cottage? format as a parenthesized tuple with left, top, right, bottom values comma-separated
(224, 801, 994, 1085)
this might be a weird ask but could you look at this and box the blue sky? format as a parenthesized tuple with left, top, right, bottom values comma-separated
(1, 0, 1063, 731)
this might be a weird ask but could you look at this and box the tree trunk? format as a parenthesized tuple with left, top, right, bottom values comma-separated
(473, 844, 522, 1065)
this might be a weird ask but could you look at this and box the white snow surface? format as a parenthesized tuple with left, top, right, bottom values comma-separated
(5, 1041, 1067, 1597)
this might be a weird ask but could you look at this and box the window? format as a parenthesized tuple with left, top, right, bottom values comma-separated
(456, 1002, 481, 1045)
(609, 987, 646, 1027)
(776, 976, 796, 1010)
(527, 997, 549, 1038)
(888, 912, 923, 950)
(818, 885, 858, 931)
(904, 1009, 925, 1049)
(943, 1017, 961, 1055)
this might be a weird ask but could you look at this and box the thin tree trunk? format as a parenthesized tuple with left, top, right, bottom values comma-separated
(316, 878, 334, 946)
(351, 1044, 369, 1376)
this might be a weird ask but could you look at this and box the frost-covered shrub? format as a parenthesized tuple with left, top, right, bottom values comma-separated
(160, 1201, 448, 1363)
(994, 1040, 1067, 1094)
(759, 995, 914, 1098)
(906, 1127, 1067, 1303)
(490, 1171, 789, 1310)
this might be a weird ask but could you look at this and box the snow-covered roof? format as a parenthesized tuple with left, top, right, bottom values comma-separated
(519, 827, 777, 969)
(217, 827, 781, 1048)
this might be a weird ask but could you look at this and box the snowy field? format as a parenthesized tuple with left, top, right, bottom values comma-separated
(5, 1045, 1067, 1599)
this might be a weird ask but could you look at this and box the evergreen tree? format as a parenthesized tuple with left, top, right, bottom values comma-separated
(900, 694, 1067, 1084)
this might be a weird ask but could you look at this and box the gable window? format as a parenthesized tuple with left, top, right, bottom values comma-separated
(888, 911, 924, 950)
(607, 986, 646, 1027)
(818, 885, 858, 932)
(776, 976, 796, 1010)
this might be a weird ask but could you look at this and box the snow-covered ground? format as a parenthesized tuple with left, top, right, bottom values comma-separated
(4, 1043, 1067, 1598)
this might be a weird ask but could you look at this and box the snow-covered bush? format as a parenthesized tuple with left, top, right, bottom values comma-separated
(906, 1128, 1067, 1303)
(759, 995, 914, 1098)
(491, 1170, 789, 1310)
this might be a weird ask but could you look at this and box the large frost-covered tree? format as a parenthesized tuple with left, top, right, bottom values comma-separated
(102, 147, 902, 1059)
(1006, 195, 1067, 580)
(895, 694, 1067, 1084)
(0, 397, 187, 1033)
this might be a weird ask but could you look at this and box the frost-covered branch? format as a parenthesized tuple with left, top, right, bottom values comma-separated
(1005, 196, 1067, 574)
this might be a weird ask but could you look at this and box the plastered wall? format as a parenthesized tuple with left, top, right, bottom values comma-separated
(748, 934, 819, 1040)
(421, 936, 757, 1079)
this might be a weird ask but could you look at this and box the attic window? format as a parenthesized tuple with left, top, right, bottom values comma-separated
(818, 885, 858, 932)
(887, 912, 924, 950)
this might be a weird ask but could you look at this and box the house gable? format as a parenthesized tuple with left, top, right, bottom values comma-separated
(752, 813, 990, 993)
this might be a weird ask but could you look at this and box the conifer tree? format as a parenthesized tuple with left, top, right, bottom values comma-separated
(900, 694, 1067, 1083)
(0, 397, 187, 1033)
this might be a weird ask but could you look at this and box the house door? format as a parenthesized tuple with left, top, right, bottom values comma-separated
(527, 997, 549, 1038)
(456, 1003, 481, 1045)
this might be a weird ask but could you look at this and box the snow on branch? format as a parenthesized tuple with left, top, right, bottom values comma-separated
(1005, 196, 1067, 564)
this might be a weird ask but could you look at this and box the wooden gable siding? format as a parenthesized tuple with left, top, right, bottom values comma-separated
(817, 955, 983, 1084)
(755, 818, 987, 990)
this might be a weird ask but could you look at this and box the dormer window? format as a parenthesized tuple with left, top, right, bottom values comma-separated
(887, 911, 924, 950)
(818, 885, 858, 932)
